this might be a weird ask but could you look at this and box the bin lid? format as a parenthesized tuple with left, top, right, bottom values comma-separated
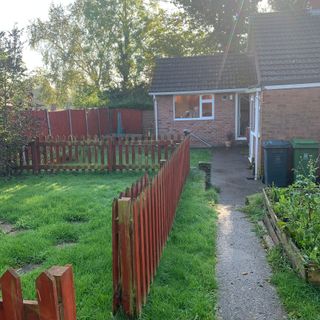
(291, 139, 319, 149)
(263, 140, 291, 149)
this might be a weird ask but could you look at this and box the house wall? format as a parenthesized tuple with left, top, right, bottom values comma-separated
(261, 87, 320, 142)
(156, 94, 236, 146)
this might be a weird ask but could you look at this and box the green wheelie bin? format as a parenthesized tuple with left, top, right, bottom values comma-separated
(291, 139, 319, 180)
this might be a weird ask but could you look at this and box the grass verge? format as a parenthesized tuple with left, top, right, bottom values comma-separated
(244, 194, 320, 320)
(137, 169, 217, 320)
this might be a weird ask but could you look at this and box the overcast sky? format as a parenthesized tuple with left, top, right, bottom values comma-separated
(0, 0, 269, 72)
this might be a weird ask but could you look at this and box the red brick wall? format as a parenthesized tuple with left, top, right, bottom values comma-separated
(156, 94, 236, 146)
(261, 88, 320, 142)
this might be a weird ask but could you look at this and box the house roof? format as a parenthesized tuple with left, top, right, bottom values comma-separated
(149, 53, 257, 94)
(250, 11, 320, 86)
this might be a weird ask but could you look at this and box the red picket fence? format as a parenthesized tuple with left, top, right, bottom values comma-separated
(112, 136, 190, 316)
(0, 265, 76, 320)
(9, 136, 181, 173)
(31, 108, 144, 138)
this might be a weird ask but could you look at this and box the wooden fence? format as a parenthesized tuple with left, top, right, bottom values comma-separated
(112, 136, 190, 316)
(32, 108, 144, 137)
(0, 265, 76, 320)
(10, 136, 181, 173)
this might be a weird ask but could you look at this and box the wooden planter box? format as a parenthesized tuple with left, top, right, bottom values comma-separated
(262, 189, 320, 286)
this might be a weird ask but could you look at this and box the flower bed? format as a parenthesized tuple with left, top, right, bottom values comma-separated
(263, 167, 320, 286)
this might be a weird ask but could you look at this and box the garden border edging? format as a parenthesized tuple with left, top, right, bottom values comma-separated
(262, 188, 320, 286)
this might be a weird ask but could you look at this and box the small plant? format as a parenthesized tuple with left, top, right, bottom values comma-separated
(226, 131, 234, 141)
(225, 131, 234, 148)
(268, 159, 320, 264)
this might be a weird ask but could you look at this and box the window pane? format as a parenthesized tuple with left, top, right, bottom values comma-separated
(202, 95, 212, 100)
(175, 96, 200, 119)
(202, 102, 213, 117)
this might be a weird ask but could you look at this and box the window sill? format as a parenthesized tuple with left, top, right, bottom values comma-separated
(174, 117, 214, 121)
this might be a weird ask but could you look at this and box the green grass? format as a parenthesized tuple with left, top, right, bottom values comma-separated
(0, 172, 141, 319)
(244, 194, 320, 320)
(0, 148, 216, 319)
(190, 148, 213, 167)
(137, 170, 217, 320)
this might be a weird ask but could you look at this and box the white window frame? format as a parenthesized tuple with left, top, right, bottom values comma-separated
(173, 94, 215, 121)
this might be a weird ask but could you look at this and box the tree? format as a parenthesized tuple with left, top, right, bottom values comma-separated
(0, 28, 36, 175)
(268, 0, 308, 11)
(171, 0, 261, 52)
(29, 1, 115, 105)
(29, 0, 159, 101)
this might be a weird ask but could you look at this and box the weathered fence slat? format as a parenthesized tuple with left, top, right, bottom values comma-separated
(0, 265, 76, 320)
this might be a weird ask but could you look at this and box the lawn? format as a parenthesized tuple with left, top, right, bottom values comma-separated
(0, 148, 216, 319)
(244, 194, 320, 320)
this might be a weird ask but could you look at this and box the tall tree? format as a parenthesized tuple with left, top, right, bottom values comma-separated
(268, 0, 309, 11)
(171, 0, 261, 52)
(0, 28, 35, 175)
(29, 1, 115, 103)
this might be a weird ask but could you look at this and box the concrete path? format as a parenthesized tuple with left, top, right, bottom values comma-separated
(211, 147, 287, 320)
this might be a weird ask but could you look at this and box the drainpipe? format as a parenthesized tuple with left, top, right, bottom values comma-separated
(153, 95, 159, 140)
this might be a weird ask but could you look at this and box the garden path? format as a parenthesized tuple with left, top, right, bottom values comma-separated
(211, 147, 287, 320)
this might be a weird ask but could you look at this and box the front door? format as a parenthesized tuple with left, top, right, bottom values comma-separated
(236, 94, 250, 140)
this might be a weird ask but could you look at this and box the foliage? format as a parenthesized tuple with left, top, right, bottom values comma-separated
(28, 0, 159, 106)
(172, 0, 261, 52)
(0, 28, 36, 176)
(268, 0, 309, 11)
(244, 190, 320, 320)
(268, 159, 320, 265)
(101, 83, 153, 109)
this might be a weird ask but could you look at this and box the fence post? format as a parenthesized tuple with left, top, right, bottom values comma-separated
(31, 137, 40, 174)
(117, 197, 134, 316)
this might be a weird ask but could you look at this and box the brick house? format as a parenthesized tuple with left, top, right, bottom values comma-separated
(149, 3, 320, 179)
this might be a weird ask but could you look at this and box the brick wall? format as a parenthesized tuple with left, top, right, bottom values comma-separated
(261, 88, 320, 142)
(156, 94, 236, 146)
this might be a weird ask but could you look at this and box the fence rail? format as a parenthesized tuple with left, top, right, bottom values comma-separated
(0, 265, 76, 320)
(9, 136, 181, 173)
(112, 136, 190, 316)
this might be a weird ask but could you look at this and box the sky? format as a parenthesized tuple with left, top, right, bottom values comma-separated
(0, 0, 269, 72)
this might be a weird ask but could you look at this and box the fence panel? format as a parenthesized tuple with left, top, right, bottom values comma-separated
(11, 136, 180, 174)
(0, 265, 76, 320)
(30, 108, 145, 138)
(70, 110, 87, 137)
(112, 136, 190, 316)
(49, 111, 70, 137)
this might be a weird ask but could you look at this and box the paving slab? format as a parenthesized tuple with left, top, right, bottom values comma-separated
(211, 147, 287, 320)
